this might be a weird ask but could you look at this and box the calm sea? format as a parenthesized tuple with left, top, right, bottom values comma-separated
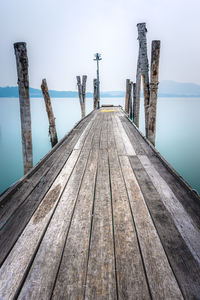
(0, 97, 200, 195)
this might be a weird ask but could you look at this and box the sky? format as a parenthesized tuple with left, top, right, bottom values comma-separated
(0, 0, 200, 91)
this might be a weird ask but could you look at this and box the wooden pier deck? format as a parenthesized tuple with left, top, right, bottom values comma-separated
(0, 106, 200, 299)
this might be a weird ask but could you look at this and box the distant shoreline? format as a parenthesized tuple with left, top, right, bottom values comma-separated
(2, 80, 200, 98)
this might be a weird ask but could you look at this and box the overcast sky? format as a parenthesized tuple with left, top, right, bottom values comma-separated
(0, 0, 200, 91)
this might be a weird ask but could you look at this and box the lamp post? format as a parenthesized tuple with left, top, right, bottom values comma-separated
(93, 53, 102, 108)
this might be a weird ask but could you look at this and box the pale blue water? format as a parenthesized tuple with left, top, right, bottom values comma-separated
(0, 97, 200, 195)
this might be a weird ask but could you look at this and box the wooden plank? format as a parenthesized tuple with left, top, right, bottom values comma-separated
(115, 114, 136, 155)
(0, 111, 101, 298)
(121, 115, 200, 227)
(74, 114, 96, 150)
(17, 151, 93, 300)
(108, 148, 150, 299)
(85, 149, 116, 299)
(139, 155, 200, 265)
(100, 113, 108, 150)
(120, 155, 183, 299)
(111, 115, 126, 155)
(120, 119, 145, 155)
(0, 112, 98, 266)
(0, 111, 95, 230)
(0, 149, 81, 299)
(52, 149, 99, 299)
(129, 155, 200, 299)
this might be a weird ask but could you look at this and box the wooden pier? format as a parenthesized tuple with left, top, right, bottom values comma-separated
(0, 107, 200, 299)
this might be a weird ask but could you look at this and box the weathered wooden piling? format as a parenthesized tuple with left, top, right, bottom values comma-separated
(14, 42, 33, 174)
(129, 82, 134, 120)
(132, 82, 136, 121)
(76, 75, 87, 118)
(93, 78, 98, 109)
(135, 23, 150, 134)
(41, 79, 58, 147)
(147, 41, 161, 145)
(125, 79, 131, 114)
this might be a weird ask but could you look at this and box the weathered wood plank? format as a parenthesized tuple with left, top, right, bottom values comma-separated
(85, 149, 116, 300)
(115, 115, 136, 155)
(108, 149, 150, 299)
(0, 111, 95, 230)
(52, 149, 99, 299)
(139, 155, 200, 265)
(0, 149, 81, 299)
(17, 150, 93, 300)
(120, 155, 183, 299)
(129, 155, 200, 299)
(100, 113, 108, 150)
(121, 114, 200, 227)
(0, 113, 97, 265)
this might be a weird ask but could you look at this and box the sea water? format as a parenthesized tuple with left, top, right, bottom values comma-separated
(0, 97, 199, 195)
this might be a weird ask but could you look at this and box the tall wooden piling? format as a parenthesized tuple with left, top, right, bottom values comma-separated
(41, 79, 58, 147)
(76, 75, 87, 118)
(147, 40, 161, 146)
(14, 42, 33, 174)
(125, 79, 131, 114)
(129, 82, 134, 120)
(132, 83, 136, 121)
(93, 78, 98, 109)
(135, 23, 150, 133)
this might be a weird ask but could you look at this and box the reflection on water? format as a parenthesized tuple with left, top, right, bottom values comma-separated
(0, 97, 200, 194)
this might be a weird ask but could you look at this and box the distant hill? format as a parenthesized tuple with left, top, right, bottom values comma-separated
(1, 80, 200, 98)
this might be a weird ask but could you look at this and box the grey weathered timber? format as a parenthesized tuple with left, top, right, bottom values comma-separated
(76, 75, 87, 118)
(147, 40, 161, 145)
(125, 79, 131, 114)
(41, 79, 58, 147)
(129, 82, 133, 119)
(135, 23, 150, 134)
(120, 156, 183, 299)
(93, 78, 98, 109)
(85, 149, 116, 299)
(14, 42, 33, 174)
(52, 149, 99, 299)
(0, 112, 95, 231)
(132, 82, 136, 121)
(1, 107, 200, 300)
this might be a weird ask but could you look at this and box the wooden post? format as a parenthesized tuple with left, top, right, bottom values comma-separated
(14, 42, 33, 174)
(93, 79, 98, 109)
(132, 83, 136, 122)
(125, 79, 131, 114)
(129, 82, 133, 120)
(76, 75, 86, 118)
(147, 40, 161, 146)
(135, 23, 150, 134)
(41, 79, 58, 147)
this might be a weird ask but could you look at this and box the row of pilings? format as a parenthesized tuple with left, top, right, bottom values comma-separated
(13, 42, 98, 175)
(13, 22, 160, 176)
(125, 23, 161, 146)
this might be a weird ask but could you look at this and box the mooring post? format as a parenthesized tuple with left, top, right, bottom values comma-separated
(129, 82, 133, 120)
(41, 79, 58, 147)
(14, 42, 33, 174)
(125, 79, 131, 114)
(82, 75, 87, 114)
(76, 76, 86, 118)
(135, 23, 150, 134)
(147, 40, 161, 146)
(93, 78, 98, 109)
(132, 82, 136, 122)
